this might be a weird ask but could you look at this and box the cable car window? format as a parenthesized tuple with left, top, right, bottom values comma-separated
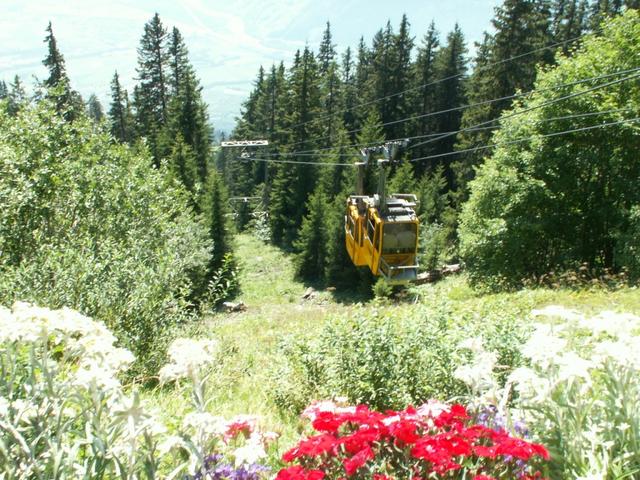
(347, 216, 355, 238)
(367, 219, 375, 243)
(382, 223, 417, 254)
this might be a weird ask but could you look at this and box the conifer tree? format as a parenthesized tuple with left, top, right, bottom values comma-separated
(7, 76, 26, 116)
(431, 24, 467, 184)
(134, 13, 169, 162)
(42, 22, 82, 121)
(202, 169, 232, 273)
(165, 68, 211, 184)
(455, 0, 553, 194)
(410, 21, 440, 173)
(0, 80, 7, 100)
(86, 94, 104, 122)
(341, 47, 358, 132)
(108, 71, 134, 143)
(294, 189, 329, 281)
(168, 27, 191, 95)
(169, 134, 199, 195)
(317, 21, 336, 75)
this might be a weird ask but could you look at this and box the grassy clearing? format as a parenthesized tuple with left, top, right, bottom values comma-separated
(143, 232, 640, 455)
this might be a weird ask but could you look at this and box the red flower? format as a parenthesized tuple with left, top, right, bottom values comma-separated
(343, 445, 374, 476)
(388, 419, 420, 444)
(282, 433, 338, 461)
(473, 475, 496, 480)
(276, 466, 325, 480)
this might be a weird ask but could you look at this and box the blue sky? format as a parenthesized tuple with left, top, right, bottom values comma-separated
(0, 0, 501, 132)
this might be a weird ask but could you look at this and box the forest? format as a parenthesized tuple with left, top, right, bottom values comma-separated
(1, 1, 640, 479)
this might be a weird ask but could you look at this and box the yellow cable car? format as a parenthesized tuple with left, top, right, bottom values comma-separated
(345, 150, 419, 284)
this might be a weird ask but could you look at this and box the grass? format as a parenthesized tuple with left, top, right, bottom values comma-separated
(143, 232, 640, 459)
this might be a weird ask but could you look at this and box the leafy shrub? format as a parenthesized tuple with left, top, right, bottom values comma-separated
(459, 11, 640, 289)
(371, 278, 393, 299)
(0, 102, 211, 375)
(270, 304, 529, 413)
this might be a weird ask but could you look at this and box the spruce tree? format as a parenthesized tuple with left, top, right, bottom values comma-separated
(410, 21, 440, 173)
(169, 134, 199, 195)
(168, 27, 191, 95)
(7, 76, 27, 116)
(341, 47, 358, 132)
(0, 80, 7, 100)
(317, 21, 336, 75)
(202, 169, 232, 273)
(165, 68, 211, 185)
(134, 13, 169, 162)
(42, 22, 81, 121)
(294, 189, 329, 282)
(431, 24, 468, 185)
(108, 71, 134, 143)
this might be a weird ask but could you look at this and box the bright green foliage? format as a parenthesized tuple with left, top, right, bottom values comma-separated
(269, 302, 528, 413)
(459, 10, 640, 288)
(0, 101, 211, 375)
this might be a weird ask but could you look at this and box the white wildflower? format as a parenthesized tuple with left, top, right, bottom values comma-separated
(458, 336, 485, 353)
(508, 367, 552, 404)
(159, 338, 218, 382)
(0, 396, 9, 417)
(556, 351, 594, 382)
(182, 412, 226, 438)
(234, 433, 267, 466)
(454, 350, 499, 393)
(531, 305, 583, 321)
(579, 311, 640, 338)
(521, 323, 567, 369)
(158, 435, 186, 455)
(72, 364, 121, 391)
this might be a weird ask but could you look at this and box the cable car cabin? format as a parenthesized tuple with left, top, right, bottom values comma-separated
(345, 193, 419, 283)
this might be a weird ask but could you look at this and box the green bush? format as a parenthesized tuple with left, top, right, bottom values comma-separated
(0, 102, 211, 376)
(459, 11, 640, 289)
(269, 302, 529, 413)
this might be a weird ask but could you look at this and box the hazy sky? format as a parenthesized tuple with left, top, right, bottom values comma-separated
(0, 0, 502, 132)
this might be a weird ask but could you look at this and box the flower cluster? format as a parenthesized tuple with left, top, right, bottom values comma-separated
(455, 306, 640, 479)
(277, 400, 549, 479)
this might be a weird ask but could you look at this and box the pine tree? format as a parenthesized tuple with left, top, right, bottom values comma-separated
(108, 71, 134, 143)
(42, 22, 81, 121)
(134, 13, 169, 162)
(86, 94, 104, 122)
(552, 0, 588, 50)
(0, 80, 7, 100)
